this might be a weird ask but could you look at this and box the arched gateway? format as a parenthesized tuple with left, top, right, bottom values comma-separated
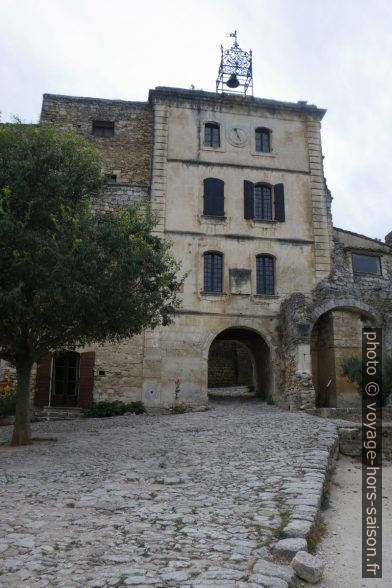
(206, 327, 271, 400)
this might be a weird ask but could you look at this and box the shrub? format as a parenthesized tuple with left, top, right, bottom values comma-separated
(341, 355, 362, 391)
(341, 353, 392, 406)
(82, 400, 145, 418)
(0, 390, 16, 416)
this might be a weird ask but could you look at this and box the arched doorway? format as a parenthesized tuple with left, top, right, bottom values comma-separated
(310, 307, 374, 408)
(207, 327, 270, 399)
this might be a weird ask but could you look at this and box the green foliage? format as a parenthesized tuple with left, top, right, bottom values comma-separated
(173, 403, 187, 414)
(341, 354, 392, 406)
(82, 400, 145, 418)
(0, 390, 16, 416)
(341, 355, 362, 391)
(0, 122, 184, 368)
(172, 378, 187, 413)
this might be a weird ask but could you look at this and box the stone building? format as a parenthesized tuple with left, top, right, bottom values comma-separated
(2, 45, 391, 412)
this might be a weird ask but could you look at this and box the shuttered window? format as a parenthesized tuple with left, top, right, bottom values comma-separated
(204, 252, 223, 293)
(255, 128, 271, 153)
(203, 178, 224, 216)
(244, 181, 285, 222)
(256, 255, 275, 295)
(204, 123, 220, 148)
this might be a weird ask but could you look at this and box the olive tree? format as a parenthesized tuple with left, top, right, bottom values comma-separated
(0, 123, 183, 445)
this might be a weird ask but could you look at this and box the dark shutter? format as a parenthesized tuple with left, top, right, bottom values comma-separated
(244, 180, 254, 219)
(203, 178, 224, 216)
(274, 183, 285, 222)
(78, 352, 95, 407)
(35, 353, 52, 407)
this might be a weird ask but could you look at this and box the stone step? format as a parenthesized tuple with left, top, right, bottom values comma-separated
(208, 385, 257, 399)
(34, 407, 84, 421)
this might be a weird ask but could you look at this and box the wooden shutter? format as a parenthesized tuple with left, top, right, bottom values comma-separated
(203, 178, 224, 216)
(274, 183, 285, 222)
(35, 353, 52, 407)
(78, 352, 95, 407)
(244, 180, 254, 219)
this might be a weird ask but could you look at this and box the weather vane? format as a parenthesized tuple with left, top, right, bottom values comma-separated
(216, 31, 253, 96)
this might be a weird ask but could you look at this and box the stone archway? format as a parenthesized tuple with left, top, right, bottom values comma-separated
(206, 327, 271, 399)
(310, 306, 377, 408)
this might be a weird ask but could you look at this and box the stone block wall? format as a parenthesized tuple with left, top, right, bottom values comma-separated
(208, 341, 253, 388)
(86, 335, 145, 404)
(40, 94, 153, 186)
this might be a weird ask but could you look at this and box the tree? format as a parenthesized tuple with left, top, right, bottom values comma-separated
(0, 123, 183, 445)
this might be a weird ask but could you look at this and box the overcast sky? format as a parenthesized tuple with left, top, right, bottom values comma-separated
(1, 0, 391, 240)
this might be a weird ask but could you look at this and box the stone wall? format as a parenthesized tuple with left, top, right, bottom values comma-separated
(92, 335, 145, 403)
(92, 185, 149, 214)
(41, 94, 153, 186)
(208, 341, 253, 388)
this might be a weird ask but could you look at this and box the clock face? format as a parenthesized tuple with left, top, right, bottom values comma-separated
(227, 126, 248, 147)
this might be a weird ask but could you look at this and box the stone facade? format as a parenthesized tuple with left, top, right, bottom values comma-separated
(2, 87, 391, 411)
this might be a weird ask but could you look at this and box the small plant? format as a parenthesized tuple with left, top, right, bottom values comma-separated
(246, 384, 255, 393)
(82, 400, 145, 418)
(172, 378, 187, 414)
(321, 466, 336, 511)
(307, 514, 326, 553)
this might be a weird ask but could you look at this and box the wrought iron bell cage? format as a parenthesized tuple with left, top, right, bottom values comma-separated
(216, 31, 253, 97)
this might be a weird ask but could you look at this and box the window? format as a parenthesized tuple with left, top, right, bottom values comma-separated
(244, 181, 285, 222)
(204, 252, 223, 293)
(256, 255, 275, 295)
(92, 120, 114, 137)
(203, 178, 224, 216)
(106, 174, 117, 184)
(254, 185, 272, 220)
(255, 128, 271, 153)
(352, 254, 381, 275)
(204, 123, 220, 148)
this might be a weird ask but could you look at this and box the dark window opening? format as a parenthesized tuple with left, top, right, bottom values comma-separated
(352, 254, 381, 275)
(254, 185, 272, 220)
(203, 177, 224, 216)
(255, 128, 271, 153)
(204, 252, 223, 293)
(92, 120, 115, 137)
(256, 255, 274, 295)
(106, 174, 117, 184)
(204, 123, 220, 148)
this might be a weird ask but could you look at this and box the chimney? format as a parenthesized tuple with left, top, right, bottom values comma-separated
(385, 231, 392, 247)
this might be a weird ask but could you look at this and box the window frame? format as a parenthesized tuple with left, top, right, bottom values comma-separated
(204, 122, 221, 149)
(203, 251, 223, 293)
(256, 254, 275, 295)
(255, 127, 271, 153)
(254, 183, 273, 221)
(92, 120, 115, 138)
(351, 253, 382, 276)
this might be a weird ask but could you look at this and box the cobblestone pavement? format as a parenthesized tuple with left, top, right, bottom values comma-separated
(0, 401, 338, 587)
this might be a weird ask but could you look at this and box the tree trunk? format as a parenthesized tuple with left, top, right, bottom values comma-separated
(11, 361, 34, 446)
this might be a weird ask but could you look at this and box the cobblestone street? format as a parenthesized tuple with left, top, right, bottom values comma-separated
(0, 401, 338, 587)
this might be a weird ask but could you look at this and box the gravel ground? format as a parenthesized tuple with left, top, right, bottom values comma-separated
(314, 454, 392, 588)
(0, 400, 338, 587)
